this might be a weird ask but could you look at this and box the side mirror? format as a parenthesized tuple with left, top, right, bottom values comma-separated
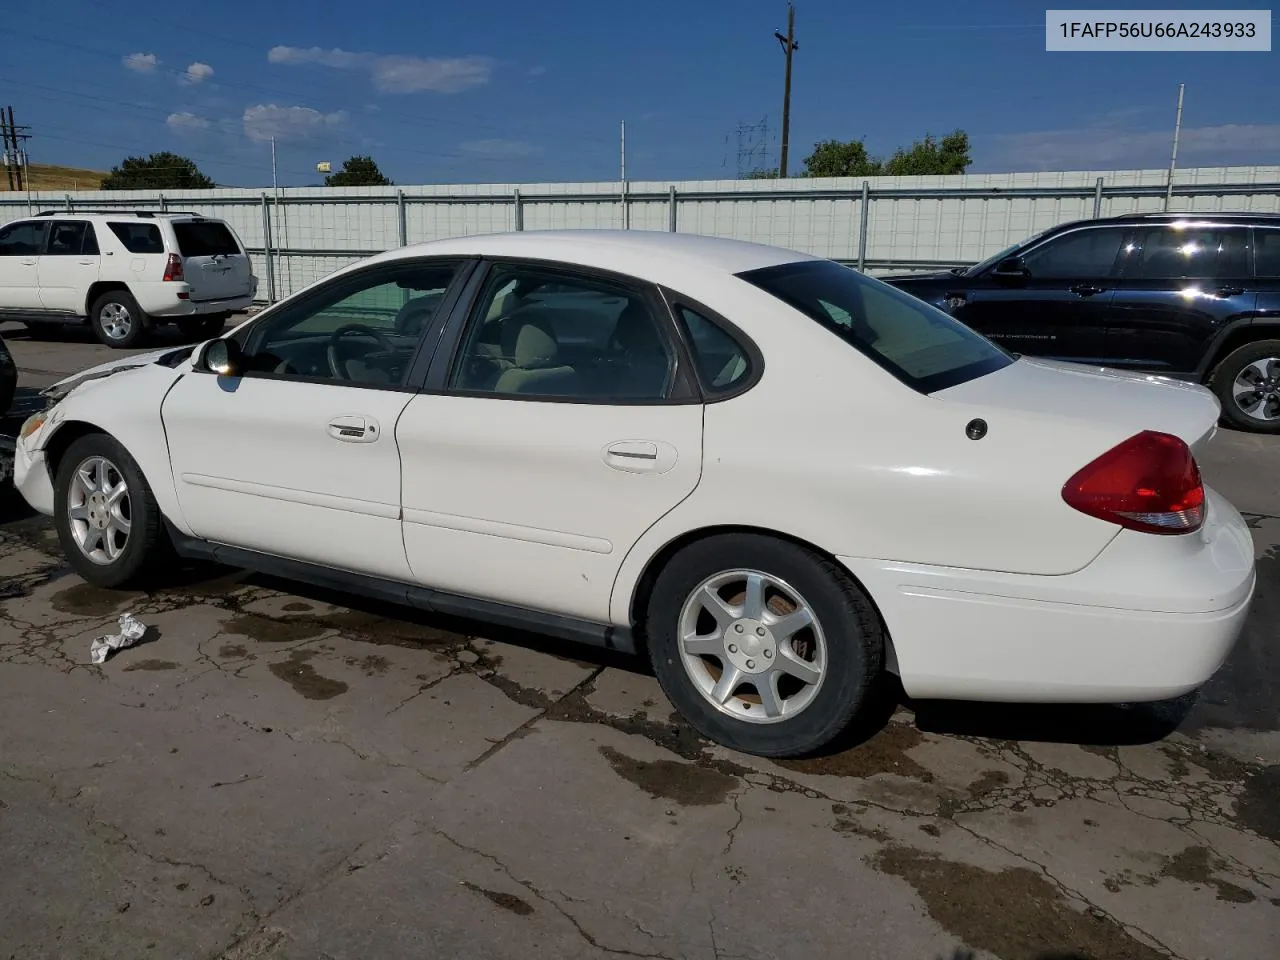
(993, 256, 1028, 279)
(198, 338, 244, 376)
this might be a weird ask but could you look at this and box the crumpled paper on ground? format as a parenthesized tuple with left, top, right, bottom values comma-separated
(90, 613, 147, 664)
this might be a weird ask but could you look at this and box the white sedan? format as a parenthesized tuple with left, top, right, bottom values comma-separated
(12, 230, 1256, 757)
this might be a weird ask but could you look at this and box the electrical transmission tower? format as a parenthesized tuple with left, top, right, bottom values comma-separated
(735, 117, 769, 177)
(1, 106, 31, 192)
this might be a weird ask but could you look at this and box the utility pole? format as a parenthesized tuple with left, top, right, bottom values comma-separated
(1164, 82, 1185, 212)
(774, 4, 798, 177)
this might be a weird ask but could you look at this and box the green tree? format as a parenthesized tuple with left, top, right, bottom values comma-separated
(799, 138, 882, 178)
(746, 130, 973, 180)
(881, 130, 971, 176)
(100, 152, 214, 190)
(744, 167, 780, 179)
(325, 155, 393, 187)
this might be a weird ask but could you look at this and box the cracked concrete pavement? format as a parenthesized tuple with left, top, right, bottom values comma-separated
(1, 322, 1277, 960)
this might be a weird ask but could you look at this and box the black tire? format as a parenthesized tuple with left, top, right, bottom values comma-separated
(644, 533, 884, 758)
(53, 433, 172, 589)
(183, 315, 229, 340)
(1211, 339, 1280, 433)
(89, 290, 148, 349)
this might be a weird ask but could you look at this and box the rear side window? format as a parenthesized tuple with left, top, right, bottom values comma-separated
(108, 222, 164, 254)
(46, 220, 88, 255)
(739, 259, 1012, 394)
(1121, 225, 1250, 280)
(173, 220, 240, 257)
(674, 305, 753, 395)
(1254, 229, 1280, 278)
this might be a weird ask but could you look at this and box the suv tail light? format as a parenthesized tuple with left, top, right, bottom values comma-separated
(1062, 431, 1204, 535)
(162, 253, 184, 282)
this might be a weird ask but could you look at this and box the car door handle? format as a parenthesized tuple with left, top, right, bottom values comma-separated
(78, 259, 95, 266)
(1213, 284, 1245, 297)
(327, 415, 380, 442)
(1069, 284, 1106, 297)
(605, 440, 658, 460)
(20, 258, 35, 267)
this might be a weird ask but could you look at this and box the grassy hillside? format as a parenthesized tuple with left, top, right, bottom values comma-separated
(0, 163, 107, 191)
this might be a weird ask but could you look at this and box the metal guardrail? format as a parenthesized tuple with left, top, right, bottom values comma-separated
(4, 175, 1278, 300)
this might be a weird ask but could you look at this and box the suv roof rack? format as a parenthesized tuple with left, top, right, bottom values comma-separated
(33, 210, 206, 219)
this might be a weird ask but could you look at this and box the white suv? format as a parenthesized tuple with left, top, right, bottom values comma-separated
(0, 211, 258, 348)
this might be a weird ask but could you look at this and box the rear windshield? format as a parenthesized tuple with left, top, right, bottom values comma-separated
(738, 259, 1012, 393)
(173, 220, 240, 257)
(107, 222, 164, 254)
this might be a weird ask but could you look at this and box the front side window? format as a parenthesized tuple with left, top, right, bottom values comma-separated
(1119, 225, 1250, 281)
(450, 265, 674, 401)
(108, 221, 164, 254)
(739, 259, 1012, 393)
(239, 261, 461, 386)
(1019, 227, 1125, 279)
(46, 220, 88, 256)
(0, 221, 48, 256)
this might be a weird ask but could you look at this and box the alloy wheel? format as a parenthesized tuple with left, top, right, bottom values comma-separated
(677, 568, 827, 724)
(66, 455, 131, 565)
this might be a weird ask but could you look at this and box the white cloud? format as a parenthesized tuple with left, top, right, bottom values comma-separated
(183, 62, 215, 85)
(986, 122, 1280, 172)
(528, 65, 546, 77)
(167, 111, 211, 134)
(242, 103, 349, 143)
(459, 138, 541, 159)
(267, 44, 492, 94)
(123, 52, 158, 73)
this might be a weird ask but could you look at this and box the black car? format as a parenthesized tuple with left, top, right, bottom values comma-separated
(882, 212, 1280, 433)
(0, 331, 15, 417)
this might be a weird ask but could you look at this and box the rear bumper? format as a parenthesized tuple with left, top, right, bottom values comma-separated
(839, 486, 1255, 702)
(132, 281, 256, 318)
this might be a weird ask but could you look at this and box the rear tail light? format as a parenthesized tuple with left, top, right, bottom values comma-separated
(1061, 430, 1205, 535)
(162, 253, 184, 282)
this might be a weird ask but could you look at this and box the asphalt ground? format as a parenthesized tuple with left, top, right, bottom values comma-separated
(1, 317, 1276, 960)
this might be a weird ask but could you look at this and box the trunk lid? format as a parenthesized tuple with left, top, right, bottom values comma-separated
(172, 219, 253, 302)
(936, 357, 1220, 455)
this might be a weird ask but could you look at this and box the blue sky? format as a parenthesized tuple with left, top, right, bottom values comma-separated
(2, 0, 1276, 187)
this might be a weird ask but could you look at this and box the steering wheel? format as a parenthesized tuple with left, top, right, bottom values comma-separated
(326, 323, 395, 380)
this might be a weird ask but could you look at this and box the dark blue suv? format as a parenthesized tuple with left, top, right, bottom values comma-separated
(882, 213, 1280, 433)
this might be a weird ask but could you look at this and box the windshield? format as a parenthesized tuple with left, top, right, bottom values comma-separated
(738, 259, 1013, 393)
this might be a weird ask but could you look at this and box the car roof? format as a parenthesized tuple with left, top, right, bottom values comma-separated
(29, 211, 220, 221)
(372, 229, 822, 277)
(1054, 211, 1280, 231)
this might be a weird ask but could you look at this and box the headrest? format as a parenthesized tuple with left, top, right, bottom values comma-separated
(611, 301, 662, 352)
(502, 316, 559, 368)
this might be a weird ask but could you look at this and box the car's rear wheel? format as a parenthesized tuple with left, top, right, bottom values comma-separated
(54, 433, 171, 589)
(645, 533, 884, 758)
(1212, 340, 1280, 433)
(90, 291, 148, 349)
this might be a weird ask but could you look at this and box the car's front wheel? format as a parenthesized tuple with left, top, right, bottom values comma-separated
(645, 533, 884, 758)
(54, 433, 171, 589)
(90, 290, 148, 349)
